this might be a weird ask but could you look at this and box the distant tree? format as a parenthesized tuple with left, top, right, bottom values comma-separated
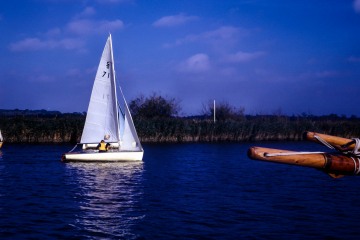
(201, 100, 245, 121)
(129, 93, 181, 119)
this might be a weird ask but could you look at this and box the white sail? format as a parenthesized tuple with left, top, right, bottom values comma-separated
(0, 130, 3, 142)
(118, 87, 142, 151)
(81, 35, 120, 144)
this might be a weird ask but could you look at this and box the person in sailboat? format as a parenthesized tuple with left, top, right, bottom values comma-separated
(97, 140, 110, 152)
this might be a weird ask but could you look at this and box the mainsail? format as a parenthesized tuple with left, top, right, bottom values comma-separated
(0, 130, 3, 142)
(80, 34, 141, 151)
(81, 35, 119, 144)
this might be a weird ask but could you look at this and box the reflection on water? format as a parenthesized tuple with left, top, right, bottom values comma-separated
(65, 162, 144, 239)
(0, 150, 3, 200)
(2, 143, 360, 239)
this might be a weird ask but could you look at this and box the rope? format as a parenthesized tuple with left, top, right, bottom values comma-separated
(350, 157, 360, 175)
(352, 138, 360, 156)
(263, 133, 331, 157)
(68, 144, 79, 153)
(314, 135, 335, 149)
(265, 151, 325, 157)
(263, 134, 360, 161)
(313, 133, 360, 158)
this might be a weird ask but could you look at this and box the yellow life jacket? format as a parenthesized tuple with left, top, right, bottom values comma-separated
(99, 142, 107, 151)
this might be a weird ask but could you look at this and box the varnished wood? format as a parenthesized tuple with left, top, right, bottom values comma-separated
(304, 131, 355, 151)
(248, 146, 360, 178)
(248, 147, 327, 168)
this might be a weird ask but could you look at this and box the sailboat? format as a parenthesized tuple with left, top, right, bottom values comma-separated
(62, 34, 144, 162)
(0, 130, 3, 148)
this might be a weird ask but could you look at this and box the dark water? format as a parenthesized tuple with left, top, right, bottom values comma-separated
(0, 142, 360, 239)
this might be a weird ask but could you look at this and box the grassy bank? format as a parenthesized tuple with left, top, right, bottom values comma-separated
(1, 110, 359, 143)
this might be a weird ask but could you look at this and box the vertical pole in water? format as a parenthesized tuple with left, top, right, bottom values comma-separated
(213, 100, 216, 124)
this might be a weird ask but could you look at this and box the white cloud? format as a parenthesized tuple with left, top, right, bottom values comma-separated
(354, 0, 360, 13)
(165, 26, 246, 47)
(348, 56, 360, 62)
(10, 38, 55, 51)
(68, 6, 124, 35)
(177, 53, 211, 73)
(45, 28, 62, 37)
(315, 70, 340, 78)
(9, 7, 124, 52)
(96, 0, 133, 3)
(223, 51, 265, 63)
(28, 74, 56, 83)
(66, 19, 124, 35)
(202, 26, 244, 41)
(59, 38, 85, 49)
(75, 7, 96, 19)
(153, 13, 198, 27)
(10, 37, 84, 51)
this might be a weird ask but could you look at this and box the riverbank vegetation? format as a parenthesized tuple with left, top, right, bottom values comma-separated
(1, 94, 360, 143)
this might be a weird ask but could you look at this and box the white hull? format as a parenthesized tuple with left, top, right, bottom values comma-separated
(62, 150, 143, 162)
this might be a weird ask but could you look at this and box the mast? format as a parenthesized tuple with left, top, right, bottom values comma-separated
(108, 33, 121, 145)
(213, 100, 216, 124)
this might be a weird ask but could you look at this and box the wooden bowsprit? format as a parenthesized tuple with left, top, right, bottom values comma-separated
(247, 132, 360, 178)
(304, 131, 360, 154)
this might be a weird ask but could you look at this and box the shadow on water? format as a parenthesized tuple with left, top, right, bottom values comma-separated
(64, 162, 145, 239)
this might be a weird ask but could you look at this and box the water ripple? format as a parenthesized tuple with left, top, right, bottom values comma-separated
(1, 143, 360, 239)
(65, 162, 145, 239)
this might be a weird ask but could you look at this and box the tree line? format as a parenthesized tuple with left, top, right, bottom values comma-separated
(1, 93, 360, 143)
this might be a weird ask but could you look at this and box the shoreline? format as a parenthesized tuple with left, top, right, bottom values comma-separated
(1, 111, 360, 144)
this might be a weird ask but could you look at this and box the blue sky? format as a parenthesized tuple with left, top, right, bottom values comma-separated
(1, 0, 360, 116)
